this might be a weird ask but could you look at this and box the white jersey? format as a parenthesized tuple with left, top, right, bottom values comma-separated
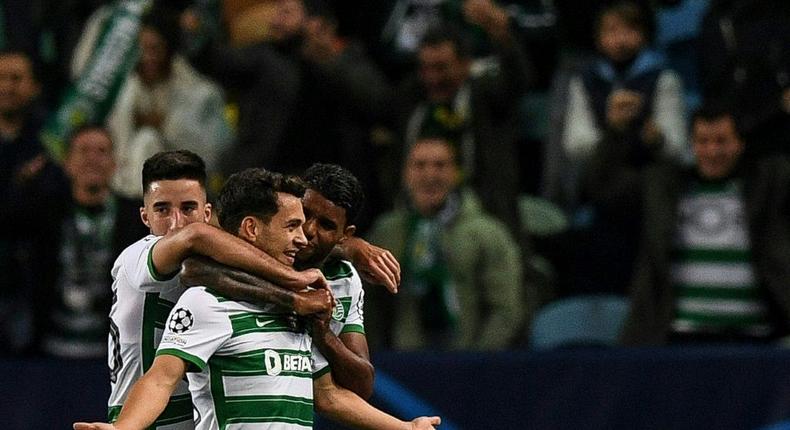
(322, 259, 365, 337)
(108, 235, 193, 429)
(157, 287, 329, 430)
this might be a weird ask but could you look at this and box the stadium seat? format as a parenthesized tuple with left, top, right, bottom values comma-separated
(529, 294, 629, 350)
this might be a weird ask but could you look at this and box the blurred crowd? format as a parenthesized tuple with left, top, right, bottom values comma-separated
(1, 0, 789, 358)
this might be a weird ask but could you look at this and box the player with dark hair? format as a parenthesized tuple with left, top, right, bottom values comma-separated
(297, 163, 375, 399)
(75, 167, 440, 430)
(181, 163, 377, 398)
(100, 151, 330, 429)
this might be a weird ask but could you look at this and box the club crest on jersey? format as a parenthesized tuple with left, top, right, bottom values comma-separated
(332, 300, 345, 321)
(168, 308, 194, 333)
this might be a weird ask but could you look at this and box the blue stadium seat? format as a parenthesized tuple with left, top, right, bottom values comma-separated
(529, 294, 630, 350)
(757, 421, 790, 430)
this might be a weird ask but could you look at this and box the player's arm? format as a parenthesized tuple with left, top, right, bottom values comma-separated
(180, 256, 334, 316)
(151, 222, 327, 290)
(73, 356, 187, 430)
(334, 236, 401, 293)
(313, 372, 440, 430)
(310, 318, 374, 399)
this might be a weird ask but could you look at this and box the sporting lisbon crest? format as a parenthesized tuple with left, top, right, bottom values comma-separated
(332, 300, 345, 321)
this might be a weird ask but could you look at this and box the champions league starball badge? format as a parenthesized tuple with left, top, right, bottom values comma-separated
(168, 308, 194, 333)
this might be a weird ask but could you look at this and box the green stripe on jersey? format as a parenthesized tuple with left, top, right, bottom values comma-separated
(313, 365, 332, 380)
(688, 180, 736, 195)
(157, 348, 208, 372)
(229, 312, 299, 337)
(147, 241, 179, 281)
(108, 393, 192, 427)
(674, 248, 751, 262)
(677, 284, 763, 300)
(211, 348, 313, 376)
(209, 360, 314, 428)
(224, 394, 314, 425)
(340, 324, 365, 335)
(142, 293, 176, 371)
(675, 310, 769, 326)
(154, 393, 194, 426)
(322, 259, 354, 281)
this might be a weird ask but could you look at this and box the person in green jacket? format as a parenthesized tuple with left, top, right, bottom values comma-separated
(367, 136, 525, 350)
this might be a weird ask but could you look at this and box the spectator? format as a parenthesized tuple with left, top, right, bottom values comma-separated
(380, 2, 532, 239)
(37, 126, 148, 358)
(105, 7, 232, 198)
(367, 137, 525, 350)
(184, 0, 389, 230)
(0, 49, 52, 355)
(551, 0, 686, 295)
(375, 0, 554, 83)
(696, 0, 790, 158)
(561, 0, 686, 206)
(621, 106, 790, 345)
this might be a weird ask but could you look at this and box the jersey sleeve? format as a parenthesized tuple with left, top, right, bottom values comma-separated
(118, 236, 181, 292)
(341, 269, 365, 335)
(311, 343, 331, 380)
(156, 287, 232, 372)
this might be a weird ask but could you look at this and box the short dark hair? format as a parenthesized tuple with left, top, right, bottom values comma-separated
(419, 23, 471, 59)
(595, 1, 655, 43)
(218, 168, 307, 233)
(691, 103, 735, 124)
(412, 135, 460, 166)
(67, 123, 113, 148)
(302, 163, 365, 226)
(691, 101, 743, 138)
(140, 7, 181, 59)
(141, 150, 207, 194)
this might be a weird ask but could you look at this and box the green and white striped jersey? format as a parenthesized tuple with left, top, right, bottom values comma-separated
(671, 180, 770, 337)
(157, 287, 330, 430)
(108, 235, 194, 429)
(322, 259, 365, 338)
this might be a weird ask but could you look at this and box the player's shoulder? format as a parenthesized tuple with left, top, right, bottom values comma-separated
(322, 258, 358, 281)
(179, 286, 223, 304)
(179, 286, 252, 310)
(118, 235, 159, 259)
(111, 234, 158, 276)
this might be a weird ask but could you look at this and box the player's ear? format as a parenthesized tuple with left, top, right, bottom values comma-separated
(238, 216, 258, 242)
(203, 203, 212, 223)
(338, 224, 356, 244)
(140, 206, 151, 228)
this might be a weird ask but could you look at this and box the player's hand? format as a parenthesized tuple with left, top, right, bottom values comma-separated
(73, 422, 118, 430)
(463, 0, 510, 41)
(311, 308, 332, 328)
(294, 288, 335, 316)
(606, 89, 643, 131)
(345, 238, 401, 293)
(299, 268, 329, 290)
(410, 416, 441, 429)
